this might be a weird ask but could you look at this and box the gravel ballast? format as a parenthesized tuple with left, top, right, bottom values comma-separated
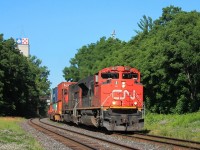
(20, 120, 72, 150)
(20, 118, 172, 150)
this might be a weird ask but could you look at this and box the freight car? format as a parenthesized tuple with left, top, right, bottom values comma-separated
(48, 66, 144, 131)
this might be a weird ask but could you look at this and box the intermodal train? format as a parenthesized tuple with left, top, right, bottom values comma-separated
(48, 66, 144, 131)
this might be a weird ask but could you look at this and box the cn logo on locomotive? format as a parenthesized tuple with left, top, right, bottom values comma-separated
(112, 90, 136, 100)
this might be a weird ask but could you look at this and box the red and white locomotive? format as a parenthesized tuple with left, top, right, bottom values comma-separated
(48, 66, 144, 131)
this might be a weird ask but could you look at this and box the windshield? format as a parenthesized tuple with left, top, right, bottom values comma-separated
(101, 73, 119, 79)
(122, 72, 138, 79)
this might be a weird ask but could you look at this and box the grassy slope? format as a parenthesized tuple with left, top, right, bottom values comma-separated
(0, 117, 43, 150)
(144, 112, 200, 142)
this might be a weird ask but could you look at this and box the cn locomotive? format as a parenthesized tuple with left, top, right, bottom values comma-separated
(48, 66, 144, 131)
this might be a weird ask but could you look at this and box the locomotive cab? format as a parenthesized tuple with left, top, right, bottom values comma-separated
(95, 66, 144, 131)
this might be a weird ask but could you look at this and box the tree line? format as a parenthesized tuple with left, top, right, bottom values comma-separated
(0, 35, 50, 117)
(63, 6, 200, 114)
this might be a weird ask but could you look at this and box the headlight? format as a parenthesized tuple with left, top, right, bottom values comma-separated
(112, 101, 116, 105)
(122, 81, 126, 88)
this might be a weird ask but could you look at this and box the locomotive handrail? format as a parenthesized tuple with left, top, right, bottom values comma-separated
(101, 93, 112, 107)
(73, 98, 80, 116)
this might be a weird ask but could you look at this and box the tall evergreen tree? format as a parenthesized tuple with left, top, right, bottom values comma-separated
(135, 15, 153, 34)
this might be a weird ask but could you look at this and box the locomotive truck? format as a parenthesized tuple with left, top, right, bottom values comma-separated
(48, 66, 144, 131)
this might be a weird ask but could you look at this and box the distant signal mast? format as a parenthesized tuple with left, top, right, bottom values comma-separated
(111, 30, 116, 39)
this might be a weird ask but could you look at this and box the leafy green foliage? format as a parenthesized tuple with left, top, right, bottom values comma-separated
(0, 35, 50, 117)
(138, 9, 200, 114)
(63, 6, 200, 114)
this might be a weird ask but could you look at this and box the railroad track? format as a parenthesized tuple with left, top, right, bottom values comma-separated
(114, 133, 200, 150)
(29, 118, 138, 150)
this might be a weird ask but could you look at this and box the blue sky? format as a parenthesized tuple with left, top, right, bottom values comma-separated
(1, 0, 199, 88)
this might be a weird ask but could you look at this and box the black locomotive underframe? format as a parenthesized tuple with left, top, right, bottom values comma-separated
(102, 108, 144, 131)
(63, 108, 144, 131)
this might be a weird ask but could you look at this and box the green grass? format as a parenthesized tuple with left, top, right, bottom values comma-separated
(0, 117, 43, 150)
(144, 112, 200, 142)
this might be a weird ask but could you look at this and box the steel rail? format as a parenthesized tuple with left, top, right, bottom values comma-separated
(115, 133, 200, 150)
(39, 118, 138, 150)
(29, 118, 99, 150)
